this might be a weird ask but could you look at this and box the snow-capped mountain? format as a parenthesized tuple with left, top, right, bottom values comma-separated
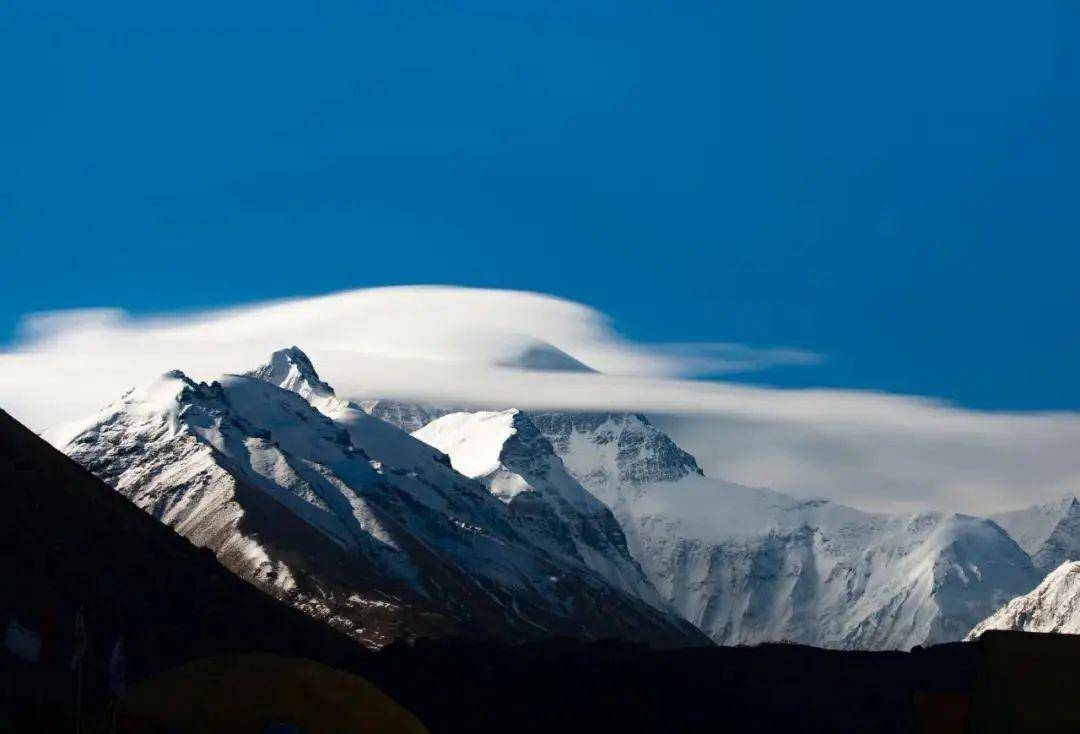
(530, 412, 703, 494)
(256, 349, 670, 612)
(526, 412, 1041, 650)
(48, 345, 1048, 651)
(967, 561, 1080, 638)
(413, 409, 663, 607)
(49, 349, 704, 649)
(991, 496, 1080, 574)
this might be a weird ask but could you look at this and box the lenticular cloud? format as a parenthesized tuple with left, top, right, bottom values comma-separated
(0, 285, 814, 425)
(2, 285, 1080, 515)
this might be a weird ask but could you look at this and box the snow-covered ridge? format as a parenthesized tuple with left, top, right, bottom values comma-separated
(51, 346, 1060, 650)
(968, 561, 1080, 638)
(525, 409, 1042, 650)
(52, 347, 703, 648)
(530, 412, 702, 494)
(414, 409, 663, 606)
(401, 401, 1043, 649)
(992, 497, 1080, 574)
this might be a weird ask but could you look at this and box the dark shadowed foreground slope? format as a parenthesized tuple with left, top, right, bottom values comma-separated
(0, 407, 376, 728)
(364, 638, 979, 734)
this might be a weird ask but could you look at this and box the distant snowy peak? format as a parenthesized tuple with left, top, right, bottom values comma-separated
(414, 409, 665, 607)
(247, 346, 337, 402)
(530, 412, 702, 495)
(993, 496, 1080, 574)
(968, 561, 1080, 638)
(248, 352, 498, 516)
(246, 349, 701, 640)
(523, 407, 1039, 650)
(56, 353, 705, 648)
(248, 345, 359, 421)
(489, 338, 595, 373)
(414, 409, 598, 511)
(319, 396, 1043, 650)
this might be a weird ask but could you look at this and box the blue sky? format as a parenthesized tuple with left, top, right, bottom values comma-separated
(2, 1, 1077, 409)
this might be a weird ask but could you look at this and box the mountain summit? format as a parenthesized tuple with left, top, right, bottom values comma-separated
(247, 346, 336, 401)
(53, 349, 702, 648)
(49, 348, 1047, 651)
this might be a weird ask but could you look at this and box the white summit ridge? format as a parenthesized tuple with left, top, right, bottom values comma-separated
(50, 348, 704, 648)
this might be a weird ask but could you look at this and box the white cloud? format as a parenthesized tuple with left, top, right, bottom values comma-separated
(644, 342, 823, 375)
(2, 285, 1078, 515)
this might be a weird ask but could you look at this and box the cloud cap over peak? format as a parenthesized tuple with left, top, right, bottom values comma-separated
(2, 285, 1078, 516)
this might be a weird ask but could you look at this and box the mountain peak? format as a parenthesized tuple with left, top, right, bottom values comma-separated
(490, 339, 596, 373)
(247, 346, 335, 401)
(531, 412, 703, 488)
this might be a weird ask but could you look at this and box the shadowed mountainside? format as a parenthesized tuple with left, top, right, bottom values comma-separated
(0, 407, 377, 728)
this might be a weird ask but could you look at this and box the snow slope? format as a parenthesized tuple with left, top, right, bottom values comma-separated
(51, 350, 705, 649)
(530, 412, 1041, 649)
(992, 496, 1080, 574)
(967, 561, 1080, 638)
(414, 409, 663, 607)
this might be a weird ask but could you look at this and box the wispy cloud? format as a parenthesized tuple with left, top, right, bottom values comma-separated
(643, 342, 824, 376)
(2, 285, 1078, 515)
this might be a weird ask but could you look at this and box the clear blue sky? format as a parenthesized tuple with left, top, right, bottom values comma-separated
(2, 2, 1077, 409)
